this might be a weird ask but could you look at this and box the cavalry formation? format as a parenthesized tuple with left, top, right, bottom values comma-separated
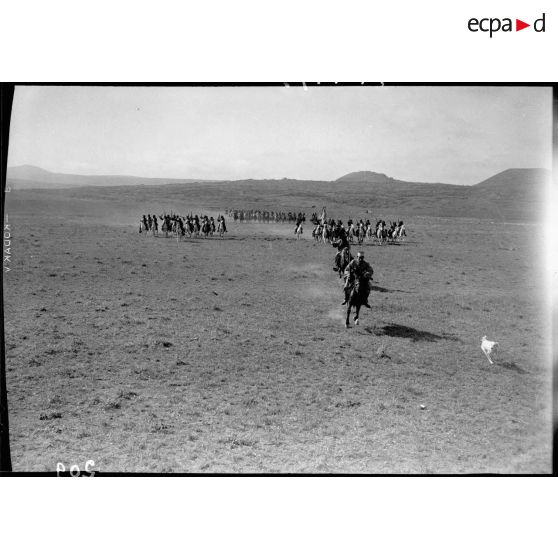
(226, 209, 306, 223)
(308, 208, 407, 326)
(138, 207, 408, 328)
(222, 208, 407, 246)
(139, 213, 227, 238)
(311, 218, 406, 245)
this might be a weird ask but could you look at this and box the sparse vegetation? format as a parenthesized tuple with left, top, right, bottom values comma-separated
(2, 182, 551, 472)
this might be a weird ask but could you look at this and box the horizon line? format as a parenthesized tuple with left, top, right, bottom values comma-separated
(7, 163, 551, 188)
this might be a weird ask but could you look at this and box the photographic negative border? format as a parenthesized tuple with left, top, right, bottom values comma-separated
(0, 82, 555, 476)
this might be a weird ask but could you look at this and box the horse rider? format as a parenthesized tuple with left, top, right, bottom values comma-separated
(333, 240, 352, 272)
(338, 224, 349, 247)
(219, 214, 227, 232)
(342, 250, 373, 308)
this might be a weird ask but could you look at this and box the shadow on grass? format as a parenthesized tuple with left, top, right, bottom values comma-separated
(376, 323, 460, 343)
(499, 361, 528, 374)
(370, 285, 411, 294)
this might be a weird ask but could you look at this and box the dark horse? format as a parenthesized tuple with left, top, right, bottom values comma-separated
(201, 220, 211, 237)
(345, 277, 369, 328)
(333, 244, 352, 279)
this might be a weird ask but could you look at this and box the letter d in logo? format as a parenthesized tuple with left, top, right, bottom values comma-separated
(534, 13, 546, 32)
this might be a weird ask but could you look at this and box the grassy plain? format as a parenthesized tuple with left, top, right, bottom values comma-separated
(3, 181, 551, 472)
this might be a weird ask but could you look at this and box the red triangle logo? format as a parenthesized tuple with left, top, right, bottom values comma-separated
(516, 19, 530, 31)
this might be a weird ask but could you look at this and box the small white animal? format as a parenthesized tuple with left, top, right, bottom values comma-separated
(481, 336, 499, 364)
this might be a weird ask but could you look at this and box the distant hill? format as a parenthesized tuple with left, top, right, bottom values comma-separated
(5, 165, 550, 222)
(470, 168, 550, 205)
(474, 168, 550, 190)
(335, 171, 396, 183)
(6, 165, 209, 189)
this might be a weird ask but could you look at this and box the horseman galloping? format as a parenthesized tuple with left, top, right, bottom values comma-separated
(342, 250, 373, 308)
(332, 226, 351, 272)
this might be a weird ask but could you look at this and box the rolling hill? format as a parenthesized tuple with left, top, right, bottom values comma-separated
(472, 168, 550, 199)
(335, 171, 396, 183)
(6, 165, 209, 189)
(5, 166, 551, 223)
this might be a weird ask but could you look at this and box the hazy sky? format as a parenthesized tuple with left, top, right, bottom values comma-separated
(7, 86, 552, 184)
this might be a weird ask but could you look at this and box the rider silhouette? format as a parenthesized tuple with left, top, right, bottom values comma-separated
(332, 229, 351, 271)
(342, 251, 373, 308)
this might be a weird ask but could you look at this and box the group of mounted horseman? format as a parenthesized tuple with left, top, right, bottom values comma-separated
(312, 217, 406, 245)
(227, 209, 306, 224)
(139, 213, 227, 238)
(317, 215, 407, 327)
(139, 205, 406, 328)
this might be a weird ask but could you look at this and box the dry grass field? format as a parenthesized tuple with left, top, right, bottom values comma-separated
(3, 181, 551, 473)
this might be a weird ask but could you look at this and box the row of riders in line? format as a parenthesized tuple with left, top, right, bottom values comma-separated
(139, 213, 227, 237)
(226, 209, 307, 223)
(311, 219, 406, 244)
(226, 210, 347, 226)
(223, 208, 406, 246)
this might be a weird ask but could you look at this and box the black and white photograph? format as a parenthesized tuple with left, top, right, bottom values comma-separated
(1, 84, 553, 473)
